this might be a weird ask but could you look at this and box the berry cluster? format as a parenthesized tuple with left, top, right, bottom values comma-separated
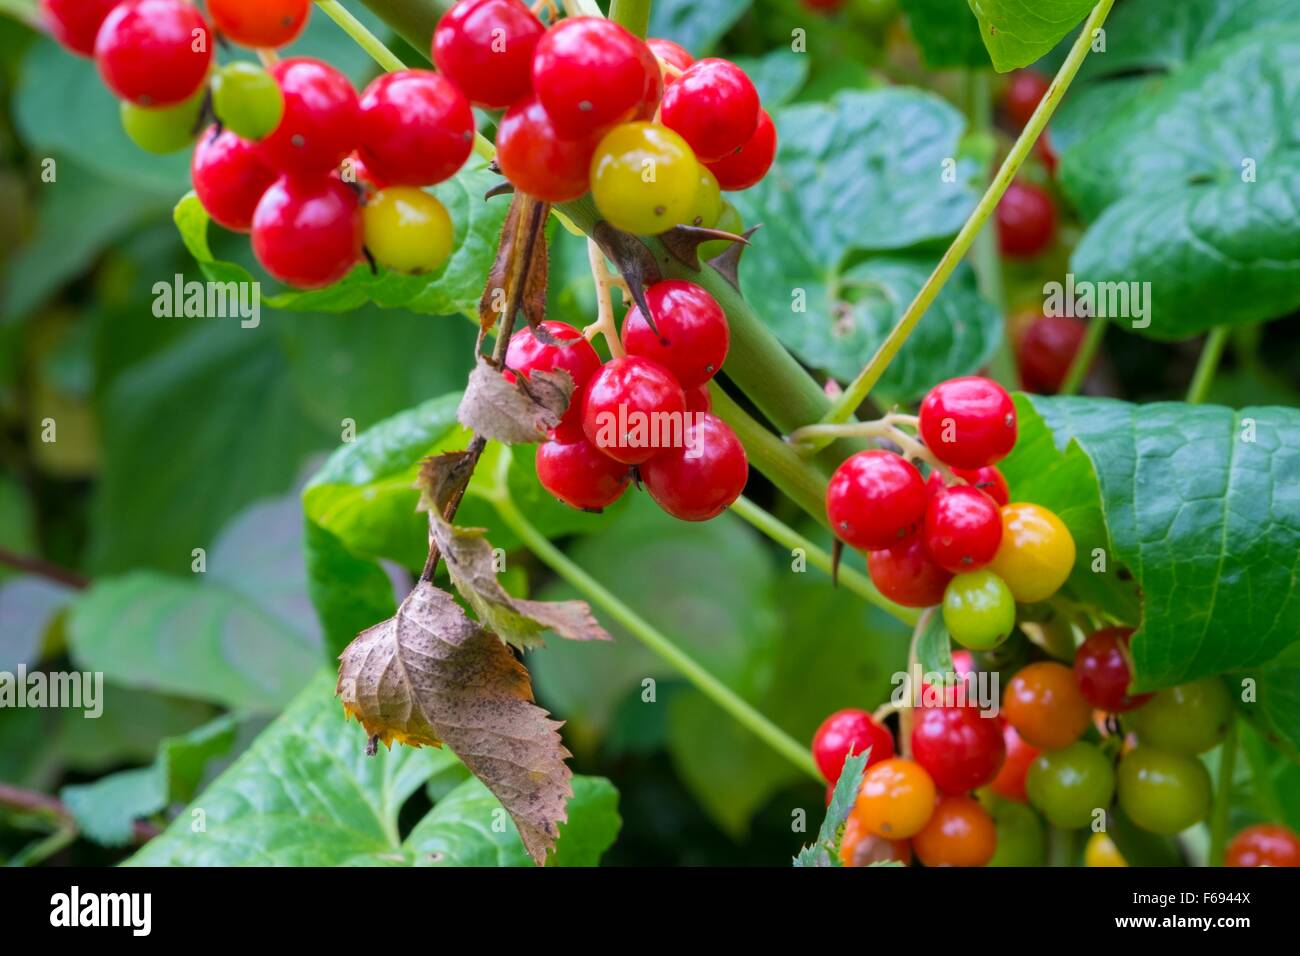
(512, 280, 747, 522)
(444, 5, 774, 232)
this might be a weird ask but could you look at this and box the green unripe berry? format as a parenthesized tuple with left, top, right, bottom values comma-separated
(212, 62, 285, 142)
(699, 200, 743, 261)
(1025, 741, 1115, 829)
(1116, 746, 1211, 835)
(942, 569, 1015, 650)
(984, 797, 1046, 866)
(121, 89, 204, 154)
(1125, 678, 1232, 755)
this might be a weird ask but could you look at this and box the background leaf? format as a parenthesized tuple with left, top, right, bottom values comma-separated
(900, 0, 991, 68)
(966, 0, 1097, 72)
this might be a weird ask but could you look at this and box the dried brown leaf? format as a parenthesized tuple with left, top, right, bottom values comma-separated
(457, 359, 573, 445)
(478, 194, 550, 333)
(592, 221, 662, 334)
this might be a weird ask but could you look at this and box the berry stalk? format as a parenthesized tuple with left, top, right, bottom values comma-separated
(1057, 316, 1106, 396)
(1207, 718, 1239, 866)
(1186, 325, 1230, 404)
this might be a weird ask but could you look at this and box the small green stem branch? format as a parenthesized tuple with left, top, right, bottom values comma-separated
(488, 473, 822, 782)
(1186, 326, 1230, 404)
(608, 0, 652, 36)
(1058, 317, 1105, 396)
(1208, 719, 1239, 866)
(817, 0, 1117, 432)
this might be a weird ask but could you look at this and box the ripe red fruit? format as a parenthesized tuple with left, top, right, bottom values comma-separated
(505, 321, 602, 442)
(997, 181, 1056, 258)
(1073, 627, 1151, 713)
(647, 37, 693, 84)
(94, 0, 213, 107)
(867, 537, 952, 608)
(923, 485, 1003, 573)
(705, 108, 776, 191)
(622, 280, 729, 388)
(826, 450, 927, 551)
(207, 0, 309, 49)
(1003, 70, 1051, 129)
(357, 70, 473, 187)
(811, 709, 895, 782)
(1017, 314, 1088, 394)
(432, 0, 544, 108)
(918, 377, 1017, 469)
(683, 383, 711, 414)
(581, 356, 687, 465)
(531, 17, 659, 138)
(988, 722, 1039, 803)
(641, 413, 748, 521)
(952, 465, 1009, 507)
(660, 58, 759, 163)
(257, 58, 359, 175)
(912, 794, 997, 867)
(496, 95, 598, 202)
(40, 0, 119, 57)
(1226, 824, 1300, 868)
(535, 437, 631, 511)
(190, 127, 276, 233)
(251, 175, 362, 289)
(911, 703, 1006, 795)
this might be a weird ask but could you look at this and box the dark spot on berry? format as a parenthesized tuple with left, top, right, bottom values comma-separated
(579, 100, 592, 112)
(654, 205, 665, 215)
(291, 133, 305, 148)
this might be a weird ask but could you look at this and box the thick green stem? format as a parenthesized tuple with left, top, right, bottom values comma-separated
(1186, 326, 1229, 404)
(819, 0, 1117, 431)
(1058, 317, 1105, 396)
(1208, 719, 1239, 866)
(608, 0, 652, 36)
(489, 480, 822, 782)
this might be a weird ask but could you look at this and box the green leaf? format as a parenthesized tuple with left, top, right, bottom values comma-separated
(1060, 27, 1300, 338)
(648, 0, 752, 54)
(913, 608, 955, 677)
(900, 0, 991, 68)
(0, 576, 72, 670)
(966, 0, 1097, 72)
(1244, 643, 1300, 766)
(731, 49, 810, 108)
(794, 749, 869, 867)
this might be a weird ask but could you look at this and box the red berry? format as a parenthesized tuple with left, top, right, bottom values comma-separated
(867, 537, 952, 608)
(190, 126, 276, 233)
(531, 17, 659, 138)
(683, 382, 711, 414)
(343, 151, 385, 191)
(1038, 131, 1059, 176)
(951, 649, 975, 677)
(1003, 70, 1050, 130)
(505, 321, 602, 442)
(432, 0, 544, 108)
(647, 37, 693, 85)
(919, 377, 1017, 469)
(535, 437, 631, 511)
(660, 58, 759, 163)
(811, 709, 894, 782)
(640, 413, 748, 521)
(251, 174, 362, 289)
(997, 181, 1056, 258)
(94, 0, 213, 107)
(705, 108, 776, 191)
(988, 722, 1039, 802)
(207, 0, 309, 49)
(1017, 313, 1088, 394)
(622, 280, 729, 388)
(496, 95, 598, 202)
(911, 703, 1006, 795)
(826, 450, 927, 551)
(581, 356, 687, 465)
(357, 70, 473, 187)
(952, 465, 1009, 507)
(1073, 627, 1151, 713)
(257, 58, 359, 175)
(1226, 824, 1300, 868)
(40, 0, 119, 57)
(923, 485, 1003, 573)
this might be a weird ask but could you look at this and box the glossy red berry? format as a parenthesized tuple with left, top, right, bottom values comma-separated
(251, 174, 362, 289)
(705, 108, 776, 191)
(1003, 70, 1051, 129)
(432, 0, 544, 108)
(641, 413, 747, 521)
(1226, 824, 1300, 868)
(683, 383, 711, 414)
(190, 126, 276, 233)
(207, 0, 309, 49)
(531, 17, 659, 138)
(356, 70, 472, 188)
(952, 465, 1009, 507)
(622, 281, 729, 388)
(811, 709, 894, 782)
(919, 377, 1017, 469)
(40, 0, 119, 57)
(866, 537, 952, 608)
(997, 181, 1056, 258)
(826, 450, 927, 551)
(660, 58, 759, 163)
(1017, 314, 1088, 394)
(911, 703, 1005, 795)
(535, 437, 631, 511)
(257, 58, 359, 175)
(505, 321, 602, 442)
(988, 722, 1039, 803)
(496, 95, 598, 202)
(94, 0, 213, 107)
(647, 37, 693, 84)
(581, 356, 687, 465)
(923, 485, 1003, 573)
(1074, 627, 1151, 713)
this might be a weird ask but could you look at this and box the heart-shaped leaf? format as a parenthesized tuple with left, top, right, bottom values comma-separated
(966, 0, 1097, 72)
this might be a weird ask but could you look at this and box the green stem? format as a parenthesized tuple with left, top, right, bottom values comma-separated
(608, 0, 652, 36)
(729, 496, 918, 625)
(357, 0, 450, 53)
(1186, 325, 1229, 404)
(1209, 719, 1239, 867)
(1058, 317, 1105, 396)
(489, 479, 822, 782)
(819, 0, 1117, 430)
(1048, 825, 1078, 867)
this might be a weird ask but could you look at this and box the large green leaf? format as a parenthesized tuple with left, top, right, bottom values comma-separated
(901, 0, 991, 68)
(127, 673, 620, 866)
(966, 0, 1097, 72)
(648, 0, 751, 54)
(1250, 644, 1300, 765)
(1060, 27, 1300, 338)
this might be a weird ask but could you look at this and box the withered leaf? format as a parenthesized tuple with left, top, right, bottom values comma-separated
(708, 225, 762, 291)
(660, 223, 750, 271)
(337, 582, 571, 865)
(457, 359, 573, 445)
(592, 220, 661, 334)
(478, 193, 550, 333)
